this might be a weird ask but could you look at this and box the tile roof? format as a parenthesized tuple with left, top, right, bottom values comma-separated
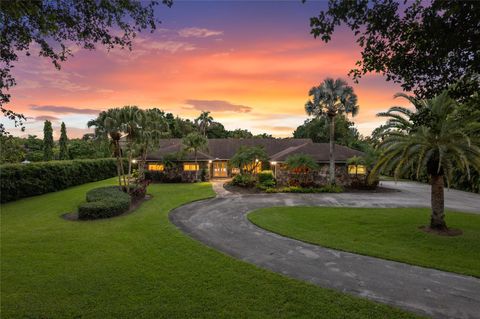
(146, 138, 363, 163)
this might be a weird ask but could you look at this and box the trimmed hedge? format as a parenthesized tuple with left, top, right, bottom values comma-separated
(0, 158, 119, 203)
(78, 186, 130, 220)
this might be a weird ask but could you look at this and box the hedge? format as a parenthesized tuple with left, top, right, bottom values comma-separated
(78, 186, 130, 220)
(0, 158, 119, 203)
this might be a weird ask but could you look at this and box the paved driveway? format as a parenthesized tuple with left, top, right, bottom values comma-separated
(170, 182, 480, 319)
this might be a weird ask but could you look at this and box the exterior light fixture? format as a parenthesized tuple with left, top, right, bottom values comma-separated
(255, 158, 259, 162)
(270, 161, 277, 165)
(208, 160, 212, 164)
(131, 159, 137, 164)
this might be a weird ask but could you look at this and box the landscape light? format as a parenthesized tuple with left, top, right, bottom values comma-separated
(131, 159, 137, 164)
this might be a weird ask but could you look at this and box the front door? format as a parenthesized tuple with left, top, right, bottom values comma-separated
(213, 161, 228, 178)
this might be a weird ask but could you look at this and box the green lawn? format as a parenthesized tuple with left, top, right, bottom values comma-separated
(0, 180, 420, 318)
(249, 207, 480, 277)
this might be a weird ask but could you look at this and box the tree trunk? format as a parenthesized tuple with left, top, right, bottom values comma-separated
(127, 151, 132, 193)
(116, 156, 122, 189)
(329, 115, 336, 185)
(117, 141, 126, 188)
(430, 174, 447, 230)
(195, 149, 199, 181)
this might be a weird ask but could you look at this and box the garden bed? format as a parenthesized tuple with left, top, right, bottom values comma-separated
(62, 194, 151, 221)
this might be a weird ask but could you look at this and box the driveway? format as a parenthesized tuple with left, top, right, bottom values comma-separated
(170, 181, 480, 319)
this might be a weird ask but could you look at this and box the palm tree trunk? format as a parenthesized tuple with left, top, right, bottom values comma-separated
(430, 174, 447, 230)
(117, 141, 126, 188)
(194, 149, 199, 181)
(139, 148, 147, 180)
(116, 156, 122, 189)
(329, 115, 336, 185)
(127, 151, 132, 193)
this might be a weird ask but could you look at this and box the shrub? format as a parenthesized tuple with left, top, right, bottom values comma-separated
(78, 186, 130, 220)
(258, 170, 275, 185)
(0, 158, 119, 203)
(231, 174, 256, 188)
(144, 170, 183, 183)
(128, 180, 150, 202)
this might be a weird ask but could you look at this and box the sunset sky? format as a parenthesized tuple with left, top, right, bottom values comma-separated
(3, 0, 408, 139)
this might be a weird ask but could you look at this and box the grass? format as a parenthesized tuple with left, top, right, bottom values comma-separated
(248, 207, 480, 278)
(0, 179, 420, 318)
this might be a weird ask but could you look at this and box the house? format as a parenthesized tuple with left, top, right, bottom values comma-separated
(144, 138, 366, 186)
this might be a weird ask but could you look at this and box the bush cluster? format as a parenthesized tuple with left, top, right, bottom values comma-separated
(0, 158, 119, 203)
(231, 174, 256, 187)
(78, 186, 130, 220)
(264, 185, 343, 193)
(257, 170, 276, 188)
(144, 170, 182, 183)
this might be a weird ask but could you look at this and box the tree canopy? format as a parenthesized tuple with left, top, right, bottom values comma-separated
(0, 0, 172, 134)
(310, 0, 480, 99)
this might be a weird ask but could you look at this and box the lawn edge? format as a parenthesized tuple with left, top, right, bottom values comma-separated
(247, 206, 480, 278)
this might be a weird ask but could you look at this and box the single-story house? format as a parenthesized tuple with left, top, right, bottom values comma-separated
(144, 138, 367, 186)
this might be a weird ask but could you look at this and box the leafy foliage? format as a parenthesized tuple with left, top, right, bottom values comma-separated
(285, 153, 319, 186)
(305, 78, 359, 184)
(78, 186, 130, 220)
(372, 92, 480, 229)
(309, 0, 480, 99)
(257, 170, 276, 188)
(231, 174, 256, 188)
(0, 0, 173, 134)
(294, 114, 362, 147)
(58, 122, 69, 160)
(42, 120, 54, 161)
(0, 135, 25, 163)
(229, 146, 268, 175)
(182, 132, 208, 181)
(0, 158, 119, 203)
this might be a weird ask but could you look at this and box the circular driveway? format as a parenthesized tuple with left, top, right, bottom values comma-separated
(170, 181, 480, 319)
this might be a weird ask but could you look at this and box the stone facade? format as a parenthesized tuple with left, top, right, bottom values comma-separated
(145, 162, 210, 183)
(274, 163, 367, 187)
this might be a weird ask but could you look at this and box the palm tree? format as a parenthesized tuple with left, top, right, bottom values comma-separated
(305, 78, 359, 184)
(88, 108, 125, 188)
(195, 111, 213, 136)
(182, 132, 208, 181)
(371, 92, 480, 231)
(119, 106, 143, 192)
(137, 108, 170, 180)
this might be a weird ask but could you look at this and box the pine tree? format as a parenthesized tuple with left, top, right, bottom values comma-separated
(59, 122, 69, 160)
(43, 120, 54, 161)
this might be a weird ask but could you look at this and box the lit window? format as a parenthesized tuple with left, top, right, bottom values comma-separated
(243, 162, 262, 173)
(148, 164, 164, 171)
(348, 165, 366, 175)
(183, 163, 199, 171)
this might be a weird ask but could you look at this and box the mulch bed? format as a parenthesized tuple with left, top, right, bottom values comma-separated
(224, 183, 398, 195)
(418, 225, 463, 237)
(62, 194, 152, 221)
(343, 186, 400, 193)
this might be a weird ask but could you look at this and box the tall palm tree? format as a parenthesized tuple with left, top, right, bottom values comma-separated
(182, 132, 208, 181)
(195, 111, 213, 136)
(87, 108, 125, 188)
(137, 108, 170, 180)
(305, 78, 359, 184)
(118, 106, 143, 192)
(371, 92, 480, 231)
